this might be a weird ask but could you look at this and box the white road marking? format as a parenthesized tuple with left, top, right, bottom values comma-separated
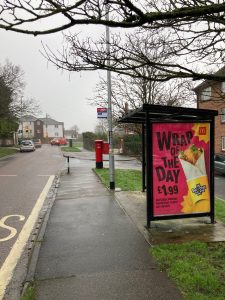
(37, 175, 53, 176)
(0, 175, 17, 177)
(0, 175, 55, 299)
(0, 215, 25, 242)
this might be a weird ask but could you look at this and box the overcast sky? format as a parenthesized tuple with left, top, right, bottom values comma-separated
(0, 28, 104, 133)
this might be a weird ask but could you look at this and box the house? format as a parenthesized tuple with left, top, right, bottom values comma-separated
(194, 67, 225, 153)
(18, 115, 44, 140)
(39, 117, 64, 140)
(18, 115, 64, 142)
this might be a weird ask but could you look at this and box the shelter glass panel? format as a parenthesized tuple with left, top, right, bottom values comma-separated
(152, 122, 211, 217)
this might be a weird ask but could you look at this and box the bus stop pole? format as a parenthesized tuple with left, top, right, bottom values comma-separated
(106, 2, 115, 190)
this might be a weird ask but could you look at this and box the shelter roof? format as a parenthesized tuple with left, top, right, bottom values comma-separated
(118, 104, 218, 124)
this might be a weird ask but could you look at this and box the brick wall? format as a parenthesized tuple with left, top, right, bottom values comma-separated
(198, 100, 225, 153)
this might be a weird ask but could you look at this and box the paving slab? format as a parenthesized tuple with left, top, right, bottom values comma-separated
(115, 191, 225, 245)
(36, 270, 181, 300)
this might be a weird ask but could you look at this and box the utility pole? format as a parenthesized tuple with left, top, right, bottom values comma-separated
(45, 113, 48, 140)
(106, 1, 115, 190)
(20, 96, 23, 139)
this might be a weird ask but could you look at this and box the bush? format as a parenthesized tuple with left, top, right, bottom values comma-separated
(82, 132, 108, 151)
(123, 134, 142, 157)
(0, 118, 18, 138)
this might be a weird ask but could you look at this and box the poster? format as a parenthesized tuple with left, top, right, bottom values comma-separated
(152, 123, 210, 217)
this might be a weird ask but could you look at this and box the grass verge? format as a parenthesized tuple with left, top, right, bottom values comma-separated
(150, 241, 225, 300)
(21, 283, 35, 300)
(61, 145, 81, 152)
(0, 147, 18, 158)
(215, 199, 225, 223)
(94, 168, 142, 191)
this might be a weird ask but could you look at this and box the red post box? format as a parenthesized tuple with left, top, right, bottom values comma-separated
(103, 142, 109, 154)
(95, 140, 103, 168)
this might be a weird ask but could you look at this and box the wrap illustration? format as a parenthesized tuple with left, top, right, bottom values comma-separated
(179, 144, 210, 212)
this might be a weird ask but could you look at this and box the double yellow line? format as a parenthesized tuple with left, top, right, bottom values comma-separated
(0, 175, 55, 299)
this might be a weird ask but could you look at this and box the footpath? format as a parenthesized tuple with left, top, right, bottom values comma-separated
(28, 156, 182, 300)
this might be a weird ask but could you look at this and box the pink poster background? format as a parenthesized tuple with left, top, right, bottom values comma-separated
(152, 123, 210, 217)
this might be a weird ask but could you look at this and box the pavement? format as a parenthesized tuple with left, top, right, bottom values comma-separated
(26, 153, 183, 300)
(24, 150, 225, 299)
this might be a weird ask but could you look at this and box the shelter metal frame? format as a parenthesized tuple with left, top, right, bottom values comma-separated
(119, 104, 218, 228)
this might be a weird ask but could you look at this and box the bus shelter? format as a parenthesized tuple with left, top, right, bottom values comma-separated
(119, 104, 218, 228)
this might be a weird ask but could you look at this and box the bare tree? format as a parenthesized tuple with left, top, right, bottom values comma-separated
(0, 60, 25, 100)
(88, 30, 196, 121)
(90, 74, 195, 118)
(95, 120, 108, 135)
(13, 97, 42, 118)
(69, 124, 79, 138)
(0, 60, 42, 118)
(1, 1, 225, 81)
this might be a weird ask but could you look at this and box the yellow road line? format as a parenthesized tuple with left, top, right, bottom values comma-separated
(0, 175, 55, 299)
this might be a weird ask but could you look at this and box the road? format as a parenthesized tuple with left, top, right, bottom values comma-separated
(0, 145, 65, 297)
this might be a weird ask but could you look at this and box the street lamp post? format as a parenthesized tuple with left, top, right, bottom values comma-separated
(106, 1, 115, 190)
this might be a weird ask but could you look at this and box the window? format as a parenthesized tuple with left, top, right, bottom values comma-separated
(55, 132, 59, 137)
(221, 108, 225, 122)
(201, 86, 211, 101)
(222, 137, 225, 151)
(37, 121, 40, 125)
(55, 125, 58, 128)
(37, 129, 40, 134)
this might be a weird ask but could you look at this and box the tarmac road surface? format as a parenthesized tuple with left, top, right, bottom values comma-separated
(0, 145, 65, 299)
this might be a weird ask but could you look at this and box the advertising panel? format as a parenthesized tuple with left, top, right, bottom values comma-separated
(152, 123, 210, 217)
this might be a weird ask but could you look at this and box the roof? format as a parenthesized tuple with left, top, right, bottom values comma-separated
(20, 115, 37, 122)
(39, 117, 64, 126)
(118, 104, 218, 124)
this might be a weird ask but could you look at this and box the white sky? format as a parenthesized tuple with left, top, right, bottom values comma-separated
(0, 28, 104, 133)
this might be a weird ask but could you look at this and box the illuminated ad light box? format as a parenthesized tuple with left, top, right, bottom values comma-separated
(152, 123, 210, 217)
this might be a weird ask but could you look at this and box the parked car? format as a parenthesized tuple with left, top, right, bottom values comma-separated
(214, 153, 225, 175)
(50, 138, 60, 146)
(33, 138, 42, 148)
(50, 137, 67, 146)
(20, 140, 35, 152)
(59, 138, 67, 145)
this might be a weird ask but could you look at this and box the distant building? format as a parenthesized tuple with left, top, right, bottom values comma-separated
(194, 67, 225, 153)
(39, 117, 64, 139)
(18, 115, 64, 142)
